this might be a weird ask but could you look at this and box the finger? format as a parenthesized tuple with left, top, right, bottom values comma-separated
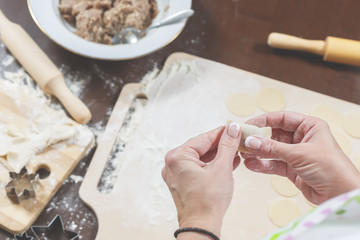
(183, 126, 225, 158)
(244, 136, 293, 160)
(243, 158, 287, 176)
(240, 152, 260, 160)
(213, 122, 242, 169)
(165, 146, 207, 170)
(246, 111, 307, 132)
(161, 167, 167, 182)
(233, 155, 241, 170)
(272, 129, 294, 144)
(200, 149, 217, 163)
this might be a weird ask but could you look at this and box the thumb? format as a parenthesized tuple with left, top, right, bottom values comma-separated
(244, 136, 292, 159)
(213, 122, 241, 168)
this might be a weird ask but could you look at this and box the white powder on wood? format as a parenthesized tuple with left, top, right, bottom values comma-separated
(1, 55, 15, 67)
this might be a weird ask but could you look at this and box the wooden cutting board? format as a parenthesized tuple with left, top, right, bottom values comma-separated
(0, 84, 93, 234)
(80, 52, 360, 240)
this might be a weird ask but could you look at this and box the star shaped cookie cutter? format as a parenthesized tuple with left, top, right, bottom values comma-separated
(5, 167, 38, 204)
(14, 232, 34, 240)
(31, 215, 79, 240)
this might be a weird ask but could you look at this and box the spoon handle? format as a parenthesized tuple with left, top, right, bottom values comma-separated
(150, 9, 194, 29)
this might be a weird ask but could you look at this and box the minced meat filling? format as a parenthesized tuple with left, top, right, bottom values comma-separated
(58, 0, 158, 44)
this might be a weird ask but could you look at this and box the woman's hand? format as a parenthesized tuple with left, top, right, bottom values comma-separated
(243, 111, 360, 205)
(162, 123, 242, 239)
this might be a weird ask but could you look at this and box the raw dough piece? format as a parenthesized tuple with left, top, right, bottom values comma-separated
(256, 88, 286, 112)
(310, 105, 342, 129)
(332, 131, 352, 156)
(269, 199, 302, 227)
(271, 175, 299, 197)
(235, 123, 272, 152)
(226, 93, 257, 117)
(0, 81, 93, 172)
(342, 113, 360, 138)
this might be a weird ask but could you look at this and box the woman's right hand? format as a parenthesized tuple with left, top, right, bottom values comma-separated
(242, 111, 360, 205)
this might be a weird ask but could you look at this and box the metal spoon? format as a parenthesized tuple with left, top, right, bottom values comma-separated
(112, 9, 195, 45)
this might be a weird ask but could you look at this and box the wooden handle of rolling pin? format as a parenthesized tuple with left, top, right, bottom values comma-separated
(268, 32, 360, 67)
(0, 10, 91, 124)
(267, 32, 326, 55)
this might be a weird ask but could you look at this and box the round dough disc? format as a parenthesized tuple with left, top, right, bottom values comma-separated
(256, 88, 286, 112)
(269, 199, 302, 227)
(332, 131, 352, 156)
(271, 175, 299, 197)
(342, 113, 360, 138)
(226, 93, 257, 117)
(310, 105, 342, 128)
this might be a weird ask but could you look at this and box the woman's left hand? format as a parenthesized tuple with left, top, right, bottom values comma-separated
(162, 123, 242, 238)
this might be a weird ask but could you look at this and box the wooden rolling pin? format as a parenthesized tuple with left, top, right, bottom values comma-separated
(268, 32, 360, 67)
(0, 10, 91, 124)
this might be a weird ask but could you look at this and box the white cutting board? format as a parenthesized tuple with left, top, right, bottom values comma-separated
(80, 52, 360, 240)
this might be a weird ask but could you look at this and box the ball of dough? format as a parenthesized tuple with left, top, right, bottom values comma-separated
(256, 88, 286, 112)
(271, 175, 299, 197)
(226, 93, 257, 117)
(342, 113, 360, 139)
(269, 199, 302, 227)
(332, 131, 352, 156)
(310, 105, 341, 129)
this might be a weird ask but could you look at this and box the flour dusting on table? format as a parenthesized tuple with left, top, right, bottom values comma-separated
(91, 58, 261, 234)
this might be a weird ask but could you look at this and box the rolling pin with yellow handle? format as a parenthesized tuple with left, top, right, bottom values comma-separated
(268, 32, 360, 67)
(0, 10, 91, 124)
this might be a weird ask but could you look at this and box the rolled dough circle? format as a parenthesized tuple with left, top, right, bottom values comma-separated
(342, 113, 360, 138)
(269, 199, 302, 227)
(332, 131, 352, 156)
(271, 175, 299, 197)
(256, 88, 286, 112)
(310, 105, 342, 128)
(226, 93, 257, 117)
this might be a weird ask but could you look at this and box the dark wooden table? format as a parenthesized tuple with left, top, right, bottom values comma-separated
(1, 0, 360, 239)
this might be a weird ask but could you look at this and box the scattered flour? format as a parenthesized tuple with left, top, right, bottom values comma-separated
(1, 55, 15, 67)
(70, 174, 84, 184)
(0, 40, 99, 240)
(97, 67, 159, 192)
(59, 64, 91, 98)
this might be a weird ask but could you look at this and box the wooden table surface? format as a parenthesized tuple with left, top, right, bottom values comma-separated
(1, 0, 360, 239)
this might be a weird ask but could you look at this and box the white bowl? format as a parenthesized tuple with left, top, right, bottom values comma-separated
(27, 0, 192, 60)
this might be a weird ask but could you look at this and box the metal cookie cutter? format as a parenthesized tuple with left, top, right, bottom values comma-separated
(14, 232, 34, 240)
(5, 167, 38, 204)
(31, 215, 79, 240)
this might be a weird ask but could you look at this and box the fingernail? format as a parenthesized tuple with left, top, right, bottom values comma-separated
(245, 136, 261, 150)
(228, 122, 241, 138)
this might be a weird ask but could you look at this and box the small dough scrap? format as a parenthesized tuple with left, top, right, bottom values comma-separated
(310, 105, 342, 129)
(269, 199, 302, 227)
(342, 113, 360, 138)
(271, 175, 299, 197)
(332, 131, 352, 156)
(256, 88, 286, 112)
(226, 93, 257, 117)
(236, 123, 272, 152)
